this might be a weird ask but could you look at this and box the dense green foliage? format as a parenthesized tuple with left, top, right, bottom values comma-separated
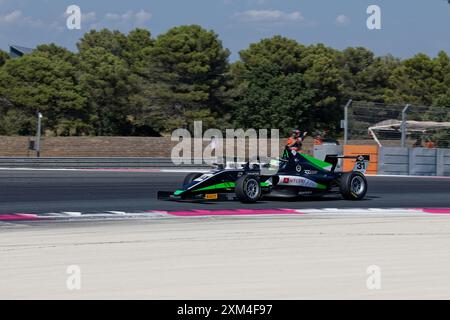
(0, 50, 9, 67)
(0, 26, 449, 137)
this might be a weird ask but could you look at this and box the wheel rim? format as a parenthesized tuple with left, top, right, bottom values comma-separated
(245, 180, 259, 199)
(350, 176, 365, 195)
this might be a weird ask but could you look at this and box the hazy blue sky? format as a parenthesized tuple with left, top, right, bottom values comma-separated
(0, 0, 449, 60)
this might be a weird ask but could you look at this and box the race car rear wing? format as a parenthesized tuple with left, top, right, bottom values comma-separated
(324, 155, 370, 173)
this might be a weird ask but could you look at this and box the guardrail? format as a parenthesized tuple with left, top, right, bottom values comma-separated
(0, 157, 212, 169)
(2, 149, 450, 176)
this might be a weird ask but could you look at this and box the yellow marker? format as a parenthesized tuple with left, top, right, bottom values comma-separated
(205, 194, 218, 200)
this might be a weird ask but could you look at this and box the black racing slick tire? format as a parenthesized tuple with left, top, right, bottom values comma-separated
(183, 172, 203, 187)
(235, 175, 262, 203)
(339, 171, 368, 200)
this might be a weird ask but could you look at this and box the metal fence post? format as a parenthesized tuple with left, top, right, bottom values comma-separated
(36, 112, 43, 158)
(401, 104, 410, 148)
(343, 99, 352, 145)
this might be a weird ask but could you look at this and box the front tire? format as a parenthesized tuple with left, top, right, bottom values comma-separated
(235, 175, 262, 203)
(339, 171, 368, 200)
(183, 172, 203, 187)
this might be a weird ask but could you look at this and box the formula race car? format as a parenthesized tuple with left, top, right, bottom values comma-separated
(157, 147, 370, 203)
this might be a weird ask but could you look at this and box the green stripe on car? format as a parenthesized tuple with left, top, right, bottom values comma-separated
(195, 182, 236, 192)
(316, 183, 327, 190)
(301, 153, 333, 171)
(192, 181, 270, 193)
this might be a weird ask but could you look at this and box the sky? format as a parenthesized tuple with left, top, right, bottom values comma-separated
(0, 0, 449, 61)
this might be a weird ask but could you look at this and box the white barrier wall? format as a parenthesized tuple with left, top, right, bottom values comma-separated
(379, 147, 450, 176)
(409, 148, 437, 176)
(378, 147, 409, 175)
(437, 149, 450, 176)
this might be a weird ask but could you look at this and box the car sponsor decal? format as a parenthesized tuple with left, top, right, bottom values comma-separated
(193, 173, 214, 182)
(304, 170, 318, 175)
(278, 175, 326, 189)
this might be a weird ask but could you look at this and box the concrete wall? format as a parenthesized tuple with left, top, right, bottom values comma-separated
(0, 136, 176, 157)
(409, 148, 437, 176)
(378, 147, 450, 176)
(378, 147, 409, 175)
(437, 148, 450, 176)
(0, 136, 407, 158)
(0, 136, 292, 158)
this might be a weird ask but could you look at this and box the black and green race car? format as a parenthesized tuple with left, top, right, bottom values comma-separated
(158, 147, 370, 203)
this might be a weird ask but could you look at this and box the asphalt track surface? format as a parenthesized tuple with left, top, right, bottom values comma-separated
(0, 170, 450, 214)
(1, 170, 450, 299)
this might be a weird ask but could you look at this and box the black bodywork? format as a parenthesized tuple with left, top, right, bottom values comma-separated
(157, 147, 369, 201)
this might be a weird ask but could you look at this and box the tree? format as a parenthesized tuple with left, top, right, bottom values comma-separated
(35, 43, 79, 65)
(77, 28, 154, 70)
(339, 47, 400, 102)
(422, 90, 450, 147)
(2, 26, 450, 138)
(239, 36, 305, 74)
(77, 28, 158, 135)
(0, 109, 34, 135)
(0, 50, 9, 67)
(234, 38, 345, 133)
(362, 55, 401, 102)
(232, 63, 315, 135)
(385, 53, 441, 105)
(125, 28, 154, 71)
(339, 47, 374, 101)
(147, 25, 231, 131)
(0, 48, 86, 135)
(122, 29, 158, 135)
(300, 44, 343, 110)
(431, 51, 450, 97)
(79, 47, 137, 135)
(77, 29, 129, 58)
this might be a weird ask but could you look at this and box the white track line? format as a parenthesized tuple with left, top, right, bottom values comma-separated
(61, 212, 82, 216)
(1, 208, 450, 225)
(160, 169, 209, 173)
(0, 167, 84, 171)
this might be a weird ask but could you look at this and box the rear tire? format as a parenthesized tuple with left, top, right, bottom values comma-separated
(235, 175, 261, 203)
(183, 172, 203, 187)
(339, 171, 368, 200)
